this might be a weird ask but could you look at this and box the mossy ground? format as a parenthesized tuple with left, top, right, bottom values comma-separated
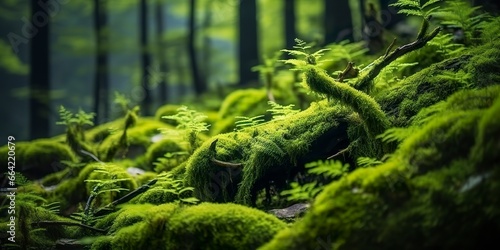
(2, 14, 500, 250)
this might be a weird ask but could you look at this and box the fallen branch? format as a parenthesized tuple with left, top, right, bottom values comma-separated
(355, 18, 441, 91)
(94, 178, 158, 216)
(31, 220, 107, 233)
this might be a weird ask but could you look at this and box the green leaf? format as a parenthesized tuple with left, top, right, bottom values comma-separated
(422, 0, 441, 9)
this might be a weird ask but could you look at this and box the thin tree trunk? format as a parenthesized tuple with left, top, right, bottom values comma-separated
(284, 0, 297, 51)
(30, 0, 50, 139)
(140, 0, 153, 115)
(238, 0, 259, 85)
(156, 0, 168, 104)
(202, 0, 212, 88)
(93, 0, 109, 124)
(188, 0, 206, 96)
(324, 0, 353, 44)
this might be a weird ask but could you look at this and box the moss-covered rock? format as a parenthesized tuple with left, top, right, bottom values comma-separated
(92, 203, 286, 250)
(0, 139, 75, 180)
(260, 87, 500, 250)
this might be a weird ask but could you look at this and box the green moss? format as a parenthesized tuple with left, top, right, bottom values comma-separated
(211, 88, 269, 134)
(0, 139, 75, 180)
(91, 203, 286, 250)
(378, 41, 500, 127)
(50, 162, 136, 213)
(186, 101, 351, 205)
(304, 66, 390, 137)
(260, 89, 500, 250)
(0, 194, 73, 249)
(144, 138, 188, 171)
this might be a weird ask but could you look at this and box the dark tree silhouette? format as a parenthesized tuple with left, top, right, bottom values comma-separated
(156, 0, 168, 104)
(324, 0, 353, 44)
(284, 0, 297, 51)
(30, 0, 50, 139)
(238, 0, 259, 85)
(93, 0, 109, 124)
(201, 0, 212, 87)
(188, 0, 206, 96)
(140, 0, 153, 115)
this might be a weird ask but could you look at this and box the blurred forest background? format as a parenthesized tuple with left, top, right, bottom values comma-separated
(0, 0, 496, 142)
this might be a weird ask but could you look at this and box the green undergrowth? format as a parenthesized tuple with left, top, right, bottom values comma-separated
(260, 85, 500, 250)
(91, 203, 286, 250)
(185, 101, 352, 205)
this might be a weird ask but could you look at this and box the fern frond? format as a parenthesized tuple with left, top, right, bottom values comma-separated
(422, 0, 441, 9)
(398, 9, 425, 17)
(267, 101, 300, 121)
(234, 115, 266, 130)
(280, 49, 308, 57)
(377, 127, 415, 143)
(357, 157, 383, 168)
(390, 0, 421, 9)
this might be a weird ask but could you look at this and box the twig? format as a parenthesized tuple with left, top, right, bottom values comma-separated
(31, 220, 107, 233)
(327, 145, 352, 159)
(384, 38, 397, 58)
(80, 149, 104, 163)
(209, 138, 243, 168)
(211, 158, 243, 169)
(354, 25, 441, 91)
(94, 178, 158, 216)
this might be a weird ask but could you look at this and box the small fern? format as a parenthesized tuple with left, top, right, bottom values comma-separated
(377, 127, 416, 143)
(153, 151, 189, 172)
(267, 101, 300, 121)
(390, 0, 442, 18)
(281, 160, 349, 202)
(357, 157, 383, 168)
(113, 91, 132, 113)
(151, 172, 200, 204)
(305, 160, 349, 178)
(435, 0, 490, 45)
(234, 115, 266, 131)
(280, 38, 331, 69)
(162, 106, 210, 152)
(162, 106, 210, 133)
(56, 105, 95, 127)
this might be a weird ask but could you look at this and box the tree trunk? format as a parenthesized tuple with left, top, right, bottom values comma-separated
(156, 0, 168, 104)
(284, 0, 297, 51)
(188, 0, 206, 96)
(93, 0, 109, 124)
(30, 0, 50, 139)
(238, 0, 259, 85)
(140, 0, 153, 115)
(324, 0, 353, 44)
(201, 0, 212, 88)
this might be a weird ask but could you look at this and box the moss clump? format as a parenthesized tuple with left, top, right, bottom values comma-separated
(91, 203, 286, 250)
(378, 40, 500, 127)
(0, 139, 75, 180)
(186, 101, 351, 205)
(50, 162, 136, 213)
(0, 194, 73, 249)
(260, 88, 500, 250)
